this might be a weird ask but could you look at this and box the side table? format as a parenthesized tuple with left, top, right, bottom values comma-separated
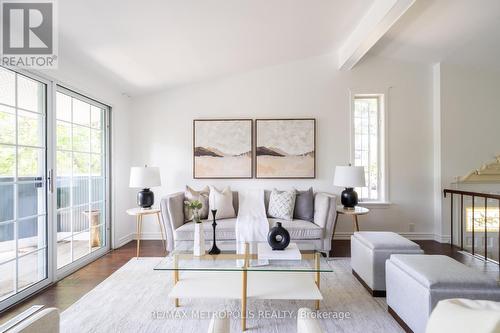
(331, 205, 370, 240)
(126, 208, 167, 257)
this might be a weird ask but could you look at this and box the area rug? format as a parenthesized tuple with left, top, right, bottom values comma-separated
(60, 258, 403, 333)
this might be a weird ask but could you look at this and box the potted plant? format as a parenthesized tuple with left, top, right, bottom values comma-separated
(184, 200, 205, 256)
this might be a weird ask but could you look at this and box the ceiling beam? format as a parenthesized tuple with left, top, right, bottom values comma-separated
(338, 0, 415, 70)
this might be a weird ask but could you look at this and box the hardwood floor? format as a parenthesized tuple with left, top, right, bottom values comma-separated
(333, 239, 469, 259)
(0, 240, 166, 324)
(0, 239, 498, 324)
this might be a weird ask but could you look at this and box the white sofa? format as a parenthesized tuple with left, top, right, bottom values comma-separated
(160, 190, 337, 255)
(386, 254, 500, 333)
(1, 307, 59, 333)
(297, 307, 324, 333)
(207, 311, 230, 333)
(207, 308, 324, 333)
(426, 299, 500, 333)
(350, 231, 423, 296)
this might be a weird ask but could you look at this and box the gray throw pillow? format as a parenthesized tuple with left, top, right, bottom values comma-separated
(294, 187, 314, 222)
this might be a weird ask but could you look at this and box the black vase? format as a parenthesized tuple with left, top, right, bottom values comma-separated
(267, 222, 290, 250)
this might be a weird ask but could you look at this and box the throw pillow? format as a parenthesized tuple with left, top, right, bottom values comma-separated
(209, 186, 236, 220)
(268, 189, 296, 221)
(293, 187, 314, 222)
(184, 186, 209, 221)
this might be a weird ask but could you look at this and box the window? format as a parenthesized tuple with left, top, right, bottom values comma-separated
(352, 94, 386, 202)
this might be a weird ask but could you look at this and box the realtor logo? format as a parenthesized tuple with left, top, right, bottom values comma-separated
(1, 0, 57, 68)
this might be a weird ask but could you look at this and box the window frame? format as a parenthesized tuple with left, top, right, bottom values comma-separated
(349, 91, 389, 205)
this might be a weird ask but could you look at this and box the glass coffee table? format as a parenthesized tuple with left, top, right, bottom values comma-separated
(154, 242, 333, 331)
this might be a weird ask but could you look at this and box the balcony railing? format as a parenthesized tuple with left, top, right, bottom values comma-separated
(0, 176, 104, 242)
(443, 189, 500, 264)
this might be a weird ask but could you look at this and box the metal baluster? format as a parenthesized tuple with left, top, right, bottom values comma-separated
(484, 198, 488, 260)
(460, 194, 464, 251)
(450, 194, 454, 247)
(443, 189, 500, 264)
(472, 196, 475, 256)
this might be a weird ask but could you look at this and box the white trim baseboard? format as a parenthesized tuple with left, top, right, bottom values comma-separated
(115, 233, 135, 249)
(134, 232, 164, 240)
(333, 231, 437, 240)
(433, 234, 451, 244)
(114, 232, 166, 250)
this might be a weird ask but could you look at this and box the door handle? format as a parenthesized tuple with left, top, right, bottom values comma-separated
(48, 169, 54, 193)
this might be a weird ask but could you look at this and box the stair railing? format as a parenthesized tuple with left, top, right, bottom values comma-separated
(443, 189, 500, 265)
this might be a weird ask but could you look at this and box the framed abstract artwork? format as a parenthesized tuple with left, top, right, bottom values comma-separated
(193, 119, 253, 178)
(255, 118, 316, 179)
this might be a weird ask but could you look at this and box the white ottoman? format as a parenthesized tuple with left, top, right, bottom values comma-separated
(350, 232, 423, 296)
(386, 255, 500, 333)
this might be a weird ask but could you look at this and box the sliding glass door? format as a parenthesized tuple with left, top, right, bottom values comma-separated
(0, 67, 48, 303)
(55, 88, 109, 271)
(0, 66, 110, 310)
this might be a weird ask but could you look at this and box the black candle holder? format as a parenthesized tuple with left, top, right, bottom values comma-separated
(208, 209, 221, 255)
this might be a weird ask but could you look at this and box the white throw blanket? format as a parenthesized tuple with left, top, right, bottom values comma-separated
(235, 189, 269, 266)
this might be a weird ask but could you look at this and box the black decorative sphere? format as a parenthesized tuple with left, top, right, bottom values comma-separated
(267, 222, 290, 250)
(137, 188, 154, 208)
(341, 187, 358, 209)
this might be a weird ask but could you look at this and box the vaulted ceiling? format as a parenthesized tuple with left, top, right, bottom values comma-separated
(368, 0, 500, 70)
(58, 0, 373, 95)
(57, 0, 500, 96)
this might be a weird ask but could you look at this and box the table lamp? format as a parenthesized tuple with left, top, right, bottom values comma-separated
(334, 165, 366, 209)
(129, 166, 161, 209)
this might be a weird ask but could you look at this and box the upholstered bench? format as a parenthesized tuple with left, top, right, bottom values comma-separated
(350, 231, 423, 296)
(386, 254, 500, 333)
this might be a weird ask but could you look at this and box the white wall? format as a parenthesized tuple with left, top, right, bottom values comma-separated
(41, 56, 136, 248)
(436, 63, 500, 240)
(129, 54, 435, 240)
(47, 54, 496, 246)
(440, 63, 500, 187)
(28, 45, 499, 247)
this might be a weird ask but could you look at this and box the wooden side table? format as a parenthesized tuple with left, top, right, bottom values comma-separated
(126, 208, 167, 257)
(331, 205, 370, 240)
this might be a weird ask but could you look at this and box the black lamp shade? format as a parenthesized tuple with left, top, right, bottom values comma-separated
(137, 188, 154, 208)
(341, 187, 358, 209)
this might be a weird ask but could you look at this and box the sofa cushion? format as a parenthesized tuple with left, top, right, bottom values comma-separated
(175, 218, 237, 241)
(294, 187, 314, 222)
(268, 189, 296, 220)
(426, 299, 500, 333)
(209, 186, 236, 219)
(389, 254, 499, 289)
(175, 218, 323, 241)
(268, 218, 323, 239)
(353, 231, 421, 250)
(183, 185, 209, 221)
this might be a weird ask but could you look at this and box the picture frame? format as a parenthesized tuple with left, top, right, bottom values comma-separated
(193, 119, 253, 179)
(255, 118, 316, 179)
